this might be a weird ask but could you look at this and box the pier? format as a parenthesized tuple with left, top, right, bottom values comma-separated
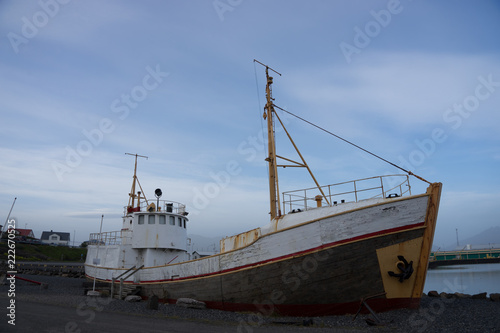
(429, 248, 500, 268)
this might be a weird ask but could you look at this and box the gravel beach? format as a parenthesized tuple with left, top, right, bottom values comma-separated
(1, 274, 499, 332)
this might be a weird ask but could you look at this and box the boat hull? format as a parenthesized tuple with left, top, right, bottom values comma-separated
(141, 226, 425, 316)
(85, 183, 441, 316)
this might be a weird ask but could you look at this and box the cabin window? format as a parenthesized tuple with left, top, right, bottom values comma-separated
(183, 220, 186, 228)
(138, 215, 144, 225)
(178, 217, 182, 227)
(169, 216, 175, 225)
(148, 215, 155, 224)
(159, 215, 166, 224)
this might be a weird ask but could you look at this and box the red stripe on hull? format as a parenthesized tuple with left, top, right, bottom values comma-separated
(138, 221, 425, 284)
(164, 297, 420, 317)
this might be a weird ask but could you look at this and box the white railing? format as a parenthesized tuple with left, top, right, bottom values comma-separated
(282, 174, 411, 212)
(123, 200, 187, 216)
(89, 230, 132, 246)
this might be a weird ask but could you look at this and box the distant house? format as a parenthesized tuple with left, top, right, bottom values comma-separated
(191, 251, 217, 259)
(41, 230, 70, 246)
(8, 228, 35, 239)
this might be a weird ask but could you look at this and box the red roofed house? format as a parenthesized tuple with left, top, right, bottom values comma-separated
(6, 228, 36, 241)
(13, 228, 35, 238)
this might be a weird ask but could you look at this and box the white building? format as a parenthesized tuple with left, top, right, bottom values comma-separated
(41, 230, 70, 246)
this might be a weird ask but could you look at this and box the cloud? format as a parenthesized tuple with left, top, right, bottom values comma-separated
(283, 52, 500, 131)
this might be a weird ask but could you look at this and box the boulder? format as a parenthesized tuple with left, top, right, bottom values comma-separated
(454, 292, 471, 299)
(124, 295, 142, 302)
(439, 292, 453, 299)
(490, 293, 500, 302)
(428, 290, 439, 297)
(176, 298, 206, 309)
(471, 292, 487, 300)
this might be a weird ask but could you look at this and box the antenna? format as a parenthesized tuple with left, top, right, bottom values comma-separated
(1, 197, 17, 237)
(253, 59, 282, 76)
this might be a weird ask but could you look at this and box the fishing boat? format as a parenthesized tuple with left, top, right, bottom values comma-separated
(85, 62, 442, 316)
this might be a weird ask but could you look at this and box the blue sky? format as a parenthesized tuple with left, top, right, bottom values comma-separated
(1, 0, 499, 249)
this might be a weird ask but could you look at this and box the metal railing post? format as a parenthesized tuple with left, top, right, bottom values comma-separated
(119, 278, 123, 300)
(354, 180, 358, 202)
(380, 176, 384, 198)
(110, 278, 115, 298)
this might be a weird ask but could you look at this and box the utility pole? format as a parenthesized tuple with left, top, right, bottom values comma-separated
(456, 228, 459, 247)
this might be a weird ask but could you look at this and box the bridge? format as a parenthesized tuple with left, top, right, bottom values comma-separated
(429, 248, 500, 268)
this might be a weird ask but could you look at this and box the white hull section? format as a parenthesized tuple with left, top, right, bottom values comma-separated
(85, 194, 429, 284)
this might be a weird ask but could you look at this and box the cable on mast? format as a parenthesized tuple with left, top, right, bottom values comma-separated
(272, 104, 431, 184)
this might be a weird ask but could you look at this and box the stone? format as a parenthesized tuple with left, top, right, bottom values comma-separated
(176, 298, 206, 309)
(147, 295, 159, 310)
(489, 293, 500, 302)
(454, 292, 471, 299)
(124, 295, 142, 302)
(439, 292, 453, 299)
(428, 290, 439, 297)
(471, 292, 487, 300)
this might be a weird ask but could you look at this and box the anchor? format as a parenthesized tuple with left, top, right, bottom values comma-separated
(388, 255, 414, 282)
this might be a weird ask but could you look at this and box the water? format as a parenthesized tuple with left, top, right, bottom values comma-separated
(424, 263, 500, 296)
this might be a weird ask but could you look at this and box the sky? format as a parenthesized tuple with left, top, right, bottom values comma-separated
(0, 0, 499, 249)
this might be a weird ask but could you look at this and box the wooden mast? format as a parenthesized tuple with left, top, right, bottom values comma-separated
(261, 63, 282, 220)
(126, 153, 148, 209)
(255, 60, 330, 219)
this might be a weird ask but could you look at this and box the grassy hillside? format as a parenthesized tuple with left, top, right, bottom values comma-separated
(0, 241, 87, 262)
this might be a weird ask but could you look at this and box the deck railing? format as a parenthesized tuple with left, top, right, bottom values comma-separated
(123, 200, 187, 216)
(282, 174, 411, 212)
(89, 230, 132, 246)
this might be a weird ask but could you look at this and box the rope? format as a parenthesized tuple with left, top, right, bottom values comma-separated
(272, 104, 431, 184)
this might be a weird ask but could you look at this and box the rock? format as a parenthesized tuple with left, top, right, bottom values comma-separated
(124, 295, 142, 302)
(439, 292, 453, 299)
(428, 290, 439, 297)
(471, 292, 487, 300)
(176, 298, 206, 309)
(147, 295, 159, 310)
(490, 293, 500, 302)
(454, 292, 471, 299)
(470, 292, 486, 299)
